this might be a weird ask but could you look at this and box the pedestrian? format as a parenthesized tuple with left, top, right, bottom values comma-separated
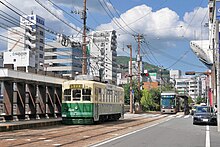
(214, 104, 217, 113)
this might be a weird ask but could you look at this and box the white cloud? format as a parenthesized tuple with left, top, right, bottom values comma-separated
(183, 7, 208, 39)
(95, 4, 209, 54)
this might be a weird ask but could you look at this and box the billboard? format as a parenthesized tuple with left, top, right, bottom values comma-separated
(216, 1, 220, 20)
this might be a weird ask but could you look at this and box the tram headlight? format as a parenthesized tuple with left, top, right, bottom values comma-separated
(171, 105, 174, 109)
(162, 105, 165, 108)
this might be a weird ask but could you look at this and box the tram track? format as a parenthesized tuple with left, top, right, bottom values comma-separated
(5, 114, 167, 147)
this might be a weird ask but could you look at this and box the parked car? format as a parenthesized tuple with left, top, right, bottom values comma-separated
(193, 106, 217, 125)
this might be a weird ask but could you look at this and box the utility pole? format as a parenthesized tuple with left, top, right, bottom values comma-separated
(82, 0, 87, 74)
(127, 45, 133, 113)
(136, 34, 143, 112)
(159, 66, 163, 93)
(215, 20, 220, 132)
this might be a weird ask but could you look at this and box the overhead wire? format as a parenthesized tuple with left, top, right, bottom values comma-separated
(113, 0, 169, 32)
(0, 0, 138, 73)
(107, 0, 138, 35)
(98, 0, 133, 35)
(147, 43, 206, 69)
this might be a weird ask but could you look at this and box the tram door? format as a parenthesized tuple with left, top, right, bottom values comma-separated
(94, 87, 99, 121)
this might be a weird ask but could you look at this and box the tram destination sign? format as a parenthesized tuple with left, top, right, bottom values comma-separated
(70, 84, 83, 89)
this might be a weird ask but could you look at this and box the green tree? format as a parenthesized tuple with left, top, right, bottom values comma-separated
(141, 89, 157, 111)
(195, 96, 206, 104)
(188, 96, 194, 104)
(149, 88, 161, 111)
(123, 79, 139, 105)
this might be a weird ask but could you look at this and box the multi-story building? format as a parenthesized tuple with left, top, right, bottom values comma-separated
(89, 30, 117, 84)
(170, 70, 181, 79)
(4, 14, 45, 72)
(175, 77, 203, 100)
(44, 41, 82, 78)
(117, 73, 128, 86)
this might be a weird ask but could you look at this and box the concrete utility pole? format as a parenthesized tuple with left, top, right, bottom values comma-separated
(215, 20, 220, 132)
(127, 45, 133, 113)
(136, 34, 143, 112)
(82, 0, 87, 74)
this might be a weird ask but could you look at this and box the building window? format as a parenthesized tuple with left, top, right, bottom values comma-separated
(13, 59, 16, 62)
(39, 31, 44, 36)
(40, 38, 44, 43)
(39, 46, 43, 51)
(39, 54, 43, 58)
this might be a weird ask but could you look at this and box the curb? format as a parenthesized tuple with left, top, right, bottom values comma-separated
(0, 119, 62, 132)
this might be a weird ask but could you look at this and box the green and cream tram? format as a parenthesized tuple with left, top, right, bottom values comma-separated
(62, 78, 124, 124)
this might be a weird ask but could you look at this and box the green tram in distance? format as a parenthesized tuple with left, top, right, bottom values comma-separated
(161, 92, 179, 114)
(61, 76, 124, 125)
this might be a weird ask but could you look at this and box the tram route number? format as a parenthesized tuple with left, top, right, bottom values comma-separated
(70, 84, 83, 89)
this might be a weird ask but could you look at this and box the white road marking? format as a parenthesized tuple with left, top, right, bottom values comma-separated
(168, 115, 175, 118)
(206, 125, 210, 147)
(44, 139, 53, 142)
(90, 118, 172, 147)
(152, 114, 160, 117)
(53, 144, 61, 146)
(176, 115, 183, 118)
(38, 138, 46, 140)
(184, 115, 190, 119)
(5, 138, 16, 141)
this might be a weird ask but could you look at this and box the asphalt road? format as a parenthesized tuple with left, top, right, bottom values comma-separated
(91, 114, 220, 147)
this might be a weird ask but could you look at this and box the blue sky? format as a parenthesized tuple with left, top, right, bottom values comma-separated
(0, 0, 209, 73)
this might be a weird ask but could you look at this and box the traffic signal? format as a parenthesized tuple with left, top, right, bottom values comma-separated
(141, 73, 149, 77)
(185, 71, 195, 75)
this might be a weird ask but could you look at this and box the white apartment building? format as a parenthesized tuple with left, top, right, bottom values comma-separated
(175, 77, 203, 100)
(117, 73, 128, 86)
(44, 41, 82, 78)
(170, 70, 181, 79)
(89, 30, 117, 84)
(4, 14, 45, 71)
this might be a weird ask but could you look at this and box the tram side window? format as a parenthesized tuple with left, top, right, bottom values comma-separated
(102, 89, 105, 102)
(114, 91, 118, 103)
(109, 90, 113, 102)
(107, 90, 110, 102)
(72, 90, 81, 101)
(95, 88, 98, 101)
(82, 89, 91, 101)
(64, 89, 71, 101)
(98, 88, 102, 102)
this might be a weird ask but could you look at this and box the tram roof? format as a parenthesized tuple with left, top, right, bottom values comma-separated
(161, 92, 176, 95)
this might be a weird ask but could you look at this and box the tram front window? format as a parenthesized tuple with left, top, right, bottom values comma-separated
(64, 89, 71, 101)
(161, 98, 175, 108)
(82, 89, 91, 101)
(72, 90, 81, 101)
